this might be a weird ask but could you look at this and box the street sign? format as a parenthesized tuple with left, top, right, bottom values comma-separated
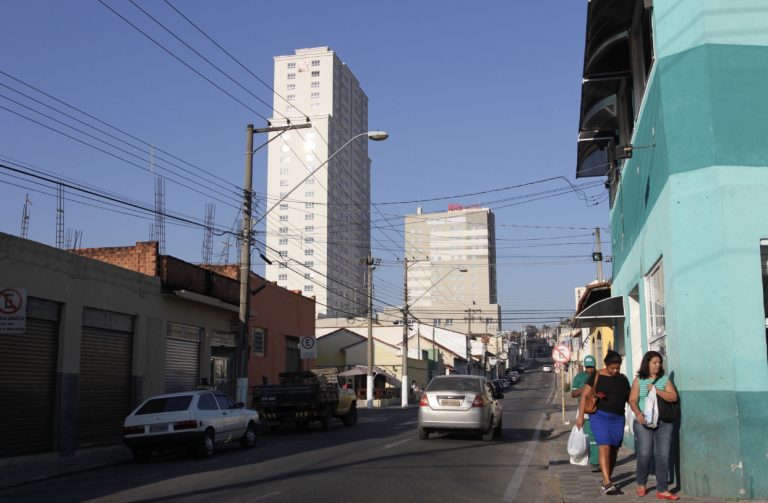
(0, 288, 27, 334)
(552, 344, 571, 363)
(299, 336, 317, 359)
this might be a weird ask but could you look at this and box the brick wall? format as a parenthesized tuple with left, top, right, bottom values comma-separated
(73, 241, 238, 305)
(73, 241, 159, 276)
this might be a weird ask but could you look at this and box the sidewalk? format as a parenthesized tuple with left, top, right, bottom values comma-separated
(545, 404, 757, 503)
(0, 445, 133, 490)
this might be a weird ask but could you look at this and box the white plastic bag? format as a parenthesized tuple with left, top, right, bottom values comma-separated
(567, 425, 588, 458)
(644, 386, 659, 428)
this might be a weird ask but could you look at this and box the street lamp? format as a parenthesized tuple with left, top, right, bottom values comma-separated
(239, 126, 387, 405)
(401, 264, 467, 407)
(253, 130, 388, 226)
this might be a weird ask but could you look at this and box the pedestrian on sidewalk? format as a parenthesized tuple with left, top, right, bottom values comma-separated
(571, 354, 599, 471)
(629, 351, 680, 500)
(575, 350, 630, 496)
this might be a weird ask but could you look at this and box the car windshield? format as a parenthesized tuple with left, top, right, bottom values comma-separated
(427, 377, 482, 393)
(135, 395, 193, 415)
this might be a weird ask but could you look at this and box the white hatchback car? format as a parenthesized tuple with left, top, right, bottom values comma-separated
(123, 390, 259, 460)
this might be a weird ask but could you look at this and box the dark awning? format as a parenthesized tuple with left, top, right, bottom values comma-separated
(575, 0, 636, 178)
(573, 296, 624, 328)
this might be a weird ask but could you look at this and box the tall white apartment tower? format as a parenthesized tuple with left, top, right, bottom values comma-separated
(264, 47, 370, 319)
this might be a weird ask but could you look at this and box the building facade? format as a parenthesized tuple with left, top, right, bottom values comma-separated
(575, 1, 768, 498)
(0, 233, 237, 456)
(264, 47, 371, 320)
(402, 205, 501, 334)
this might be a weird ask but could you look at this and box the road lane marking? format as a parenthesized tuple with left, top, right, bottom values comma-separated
(382, 439, 409, 450)
(502, 412, 546, 502)
(398, 420, 418, 426)
(252, 492, 283, 500)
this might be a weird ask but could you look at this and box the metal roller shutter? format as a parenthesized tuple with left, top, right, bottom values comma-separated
(0, 317, 58, 456)
(164, 337, 200, 393)
(77, 327, 133, 446)
(164, 323, 201, 393)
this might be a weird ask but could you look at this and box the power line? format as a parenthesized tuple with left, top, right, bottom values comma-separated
(0, 70, 239, 191)
(97, 0, 271, 122)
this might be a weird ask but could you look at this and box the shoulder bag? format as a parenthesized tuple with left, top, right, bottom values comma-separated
(653, 376, 680, 422)
(583, 372, 600, 414)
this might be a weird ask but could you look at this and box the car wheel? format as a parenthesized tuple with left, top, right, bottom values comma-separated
(482, 419, 494, 442)
(196, 429, 215, 458)
(319, 407, 333, 431)
(494, 416, 503, 438)
(419, 427, 430, 440)
(240, 423, 257, 449)
(131, 448, 152, 462)
(341, 403, 358, 426)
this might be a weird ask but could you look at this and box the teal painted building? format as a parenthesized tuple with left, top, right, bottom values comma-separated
(575, 1, 768, 499)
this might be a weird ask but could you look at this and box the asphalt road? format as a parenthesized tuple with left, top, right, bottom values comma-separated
(1, 368, 562, 503)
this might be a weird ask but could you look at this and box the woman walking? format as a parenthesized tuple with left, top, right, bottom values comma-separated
(576, 350, 630, 495)
(629, 351, 680, 500)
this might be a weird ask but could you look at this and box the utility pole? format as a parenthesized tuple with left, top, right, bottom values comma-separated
(401, 257, 409, 407)
(363, 252, 380, 409)
(464, 307, 480, 374)
(236, 123, 255, 405)
(237, 122, 311, 405)
(594, 227, 604, 282)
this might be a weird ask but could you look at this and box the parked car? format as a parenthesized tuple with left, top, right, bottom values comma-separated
(542, 365, 553, 372)
(418, 375, 503, 442)
(506, 370, 521, 383)
(123, 390, 259, 460)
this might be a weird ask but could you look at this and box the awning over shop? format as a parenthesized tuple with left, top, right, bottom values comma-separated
(575, 0, 636, 178)
(573, 296, 625, 328)
(338, 365, 402, 388)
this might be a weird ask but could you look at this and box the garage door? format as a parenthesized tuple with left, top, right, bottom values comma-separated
(0, 298, 59, 456)
(165, 323, 201, 393)
(78, 308, 133, 447)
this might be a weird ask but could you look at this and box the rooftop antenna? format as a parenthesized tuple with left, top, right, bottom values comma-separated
(19, 193, 31, 239)
(151, 147, 166, 254)
(202, 202, 215, 265)
(56, 183, 64, 249)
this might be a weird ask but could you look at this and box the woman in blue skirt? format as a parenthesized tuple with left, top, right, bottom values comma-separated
(576, 350, 631, 495)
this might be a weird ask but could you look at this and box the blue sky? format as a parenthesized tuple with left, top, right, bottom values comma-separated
(0, 1, 611, 328)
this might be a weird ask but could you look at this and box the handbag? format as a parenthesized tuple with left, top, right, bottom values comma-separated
(583, 372, 600, 414)
(653, 376, 681, 422)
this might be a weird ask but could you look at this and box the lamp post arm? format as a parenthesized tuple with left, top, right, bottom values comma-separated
(253, 131, 369, 227)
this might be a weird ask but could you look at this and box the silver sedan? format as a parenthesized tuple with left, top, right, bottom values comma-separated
(417, 375, 503, 441)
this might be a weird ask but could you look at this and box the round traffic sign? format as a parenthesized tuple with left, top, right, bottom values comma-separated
(552, 344, 571, 363)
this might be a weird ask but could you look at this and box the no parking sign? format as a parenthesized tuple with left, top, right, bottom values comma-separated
(0, 288, 27, 334)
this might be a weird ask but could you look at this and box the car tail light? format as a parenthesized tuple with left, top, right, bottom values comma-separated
(471, 394, 485, 407)
(123, 425, 144, 435)
(173, 420, 198, 431)
(419, 394, 429, 407)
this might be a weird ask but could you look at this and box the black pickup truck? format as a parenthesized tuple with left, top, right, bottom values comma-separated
(252, 369, 358, 431)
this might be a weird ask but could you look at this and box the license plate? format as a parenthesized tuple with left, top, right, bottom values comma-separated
(149, 424, 168, 433)
(440, 399, 461, 406)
